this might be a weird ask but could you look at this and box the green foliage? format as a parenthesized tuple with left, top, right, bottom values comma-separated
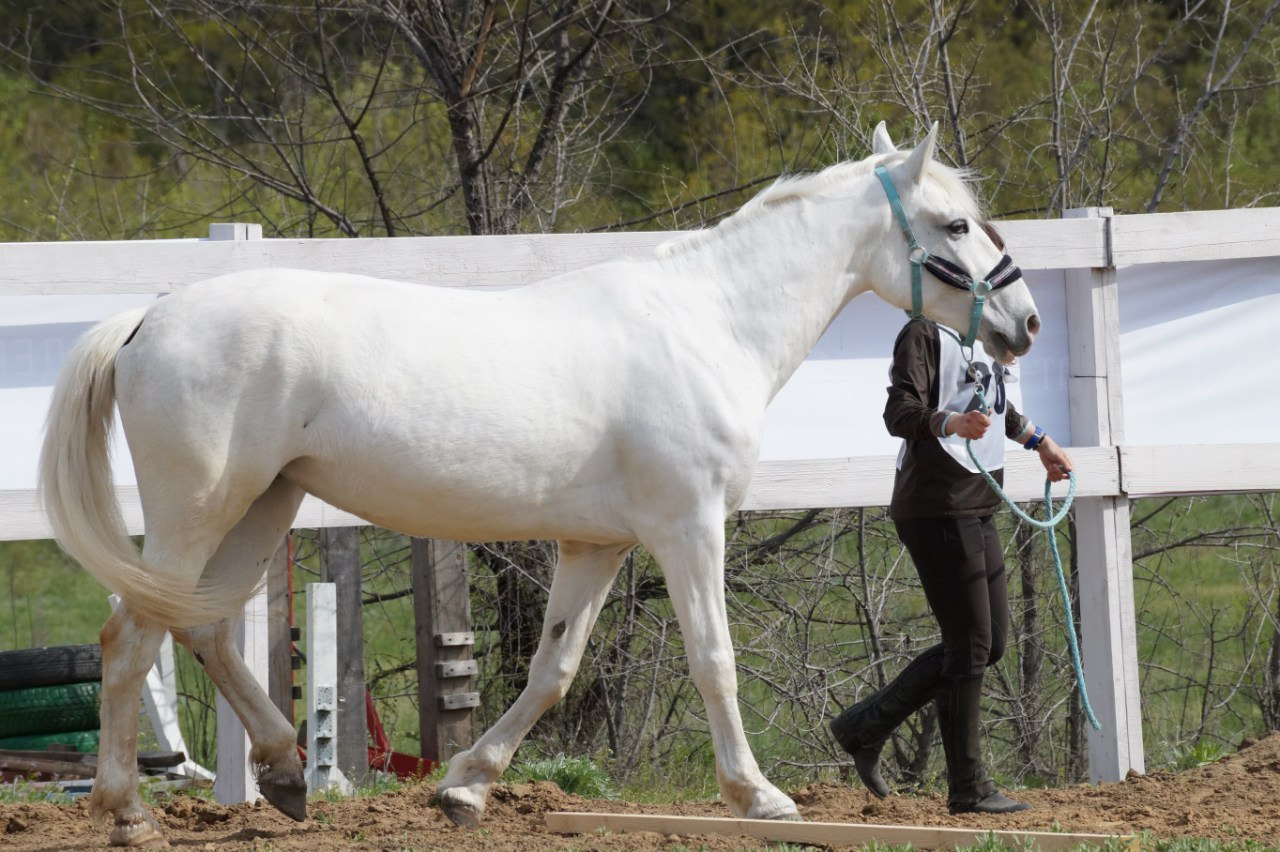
(0, 539, 108, 650)
(505, 753, 619, 800)
(311, 772, 406, 804)
(0, 778, 74, 805)
(1145, 837, 1273, 852)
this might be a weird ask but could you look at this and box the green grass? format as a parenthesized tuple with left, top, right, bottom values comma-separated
(0, 778, 75, 805)
(505, 753, 619, 799)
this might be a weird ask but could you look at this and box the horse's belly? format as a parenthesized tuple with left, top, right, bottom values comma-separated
(281, 455, 636, 544)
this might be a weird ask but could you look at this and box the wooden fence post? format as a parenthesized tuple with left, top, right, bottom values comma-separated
(411, 538, 476, 763)
(1063, 207, 1145, 782)
(320, 526, 367, 786)
(266, 538, 294, 723)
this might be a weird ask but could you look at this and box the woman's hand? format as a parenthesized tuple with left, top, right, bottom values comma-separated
(1037, 436, 1074, 482)
(949, 410, 991, 440)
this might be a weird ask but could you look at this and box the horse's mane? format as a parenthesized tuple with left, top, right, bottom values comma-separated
(657, 154, 985, 258)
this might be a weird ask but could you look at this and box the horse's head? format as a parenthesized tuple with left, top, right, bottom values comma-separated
(868, 122, 1038, 364)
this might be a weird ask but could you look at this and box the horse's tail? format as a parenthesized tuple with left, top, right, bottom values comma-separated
(39, 307, 231, 629)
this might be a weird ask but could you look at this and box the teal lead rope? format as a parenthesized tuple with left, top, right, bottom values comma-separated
(968, 385, 1102, 732)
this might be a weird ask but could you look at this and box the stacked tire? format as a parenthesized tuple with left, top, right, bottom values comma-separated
(0, 644, 103, 753)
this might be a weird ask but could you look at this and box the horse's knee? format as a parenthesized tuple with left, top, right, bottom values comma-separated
(686, 645, 735, 687)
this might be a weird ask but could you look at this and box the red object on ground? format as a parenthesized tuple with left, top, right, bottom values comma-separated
(365, 689, 436, 779)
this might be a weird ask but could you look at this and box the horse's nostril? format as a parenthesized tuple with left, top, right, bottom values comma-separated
(1027, 314, 1041, 336)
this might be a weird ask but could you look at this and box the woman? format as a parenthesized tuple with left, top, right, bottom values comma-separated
(830, 315, 1073, 814)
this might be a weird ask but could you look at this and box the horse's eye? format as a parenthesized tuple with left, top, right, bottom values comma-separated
(948, 219, 969, 235)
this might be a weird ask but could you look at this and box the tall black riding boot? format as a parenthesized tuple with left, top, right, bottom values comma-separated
(829, 645, 944, 798)
(936, 674, 1030, 814)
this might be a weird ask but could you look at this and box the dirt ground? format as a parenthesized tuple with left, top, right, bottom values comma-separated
(4, 732, 1280, 850)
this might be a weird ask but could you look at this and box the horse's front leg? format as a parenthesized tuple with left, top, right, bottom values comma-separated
(438, 541, 631, 827)
(646, 517, 799, 821)
(92, 604, 171, 847)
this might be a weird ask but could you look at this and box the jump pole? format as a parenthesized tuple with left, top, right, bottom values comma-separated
(545, 812, 1137, 851)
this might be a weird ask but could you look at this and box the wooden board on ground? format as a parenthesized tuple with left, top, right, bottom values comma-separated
(545, 812, 1136, 851)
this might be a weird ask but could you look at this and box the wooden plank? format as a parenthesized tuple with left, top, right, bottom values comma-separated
(742, 447, 1120, 510)
(0, 755, 95, 778)
(13, 442, 1279, 539)
(436, 660, 479, 678)
(438, 692, 481, 710)
(0, 448, 1120, 542)
(434, 632, 475, 647)
(1001, 216, 1108, 270)
(0, 214, 1115, 301)
(1112, 207, 1280, 266)
(0, 750, 183, 769)
(0, 488, 370, 541)
(411, 538, 475, 764)
(544, 812, 1134, 851)
(1121, 443, 1280, 496)
(0, 232, 678, 295)
(320, 527, 367, 786)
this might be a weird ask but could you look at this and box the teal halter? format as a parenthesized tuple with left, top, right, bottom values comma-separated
(874, 165, 1022, 353)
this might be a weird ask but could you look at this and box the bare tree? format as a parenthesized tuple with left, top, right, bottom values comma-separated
(11, 0, 672, 237)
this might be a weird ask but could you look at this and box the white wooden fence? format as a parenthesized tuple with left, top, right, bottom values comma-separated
(3, 206, 1280, 788)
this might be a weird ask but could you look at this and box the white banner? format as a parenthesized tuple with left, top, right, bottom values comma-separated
(1118, 257, 1280, 445)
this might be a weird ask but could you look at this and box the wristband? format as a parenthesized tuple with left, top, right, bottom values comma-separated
(1024, 426, 1046, 450)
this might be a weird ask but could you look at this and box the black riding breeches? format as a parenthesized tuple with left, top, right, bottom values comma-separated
(893, 514, 1008, 682)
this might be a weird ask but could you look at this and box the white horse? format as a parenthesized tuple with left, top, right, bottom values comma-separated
(39, 123, 1038, 847)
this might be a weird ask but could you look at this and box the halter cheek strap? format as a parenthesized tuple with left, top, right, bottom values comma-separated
(873, 165, 1023, 350)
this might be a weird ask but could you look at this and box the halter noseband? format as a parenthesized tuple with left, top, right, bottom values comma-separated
(874, 165, 1022, 351)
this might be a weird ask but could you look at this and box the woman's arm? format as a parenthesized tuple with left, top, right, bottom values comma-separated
(1009, 406, 1075, 483)
(883, 321, 947, 440)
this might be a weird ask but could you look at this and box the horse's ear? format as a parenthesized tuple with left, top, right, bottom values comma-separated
(871, 121, 896, 155)
(903, 122, 939, 185)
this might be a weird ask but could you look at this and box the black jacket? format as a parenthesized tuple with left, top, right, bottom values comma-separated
(884, 319, 1029, 520)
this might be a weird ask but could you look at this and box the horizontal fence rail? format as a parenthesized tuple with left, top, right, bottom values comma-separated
(2, 206, 1277, 542)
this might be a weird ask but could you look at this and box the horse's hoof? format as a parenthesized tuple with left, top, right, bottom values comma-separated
(109, 815, 169, 847)
(438, 788, 484, 828)
(259, 778, 308, 822)
(747, 798, 801, 822)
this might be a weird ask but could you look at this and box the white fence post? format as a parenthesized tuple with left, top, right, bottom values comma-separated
(212, 587, 270, 803)
(1063, 207, 1145, 782)
(305, 582, 352, 794)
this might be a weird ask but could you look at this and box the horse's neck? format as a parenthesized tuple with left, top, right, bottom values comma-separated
(670, 195, 874, 401)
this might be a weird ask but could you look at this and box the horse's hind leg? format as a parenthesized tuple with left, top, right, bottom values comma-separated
(93, 604, 171, 847)
(172, 618, 306, 820)
(172, 477, 307, 820)
(438, 540, 632, 827)
(644, 516, 798, 821)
